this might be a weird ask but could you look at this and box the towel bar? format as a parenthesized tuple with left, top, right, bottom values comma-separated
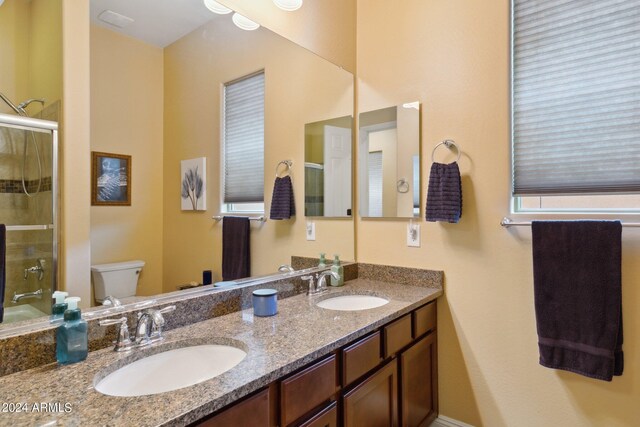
(212, 215, 266, 223)
(501, 217, 640, 228)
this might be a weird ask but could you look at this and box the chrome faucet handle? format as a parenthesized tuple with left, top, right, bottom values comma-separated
(301, 275, 317, 295)
(99, 317, 132, 352)
(147, 305, 176, 342)
(102, 296, 123, 309)
(316, 271, 339, 293)
(278, 264, 295, 273)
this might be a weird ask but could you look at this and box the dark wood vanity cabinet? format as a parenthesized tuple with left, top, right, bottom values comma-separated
(400, 332, 438, 427)
(343, 360, 398, 427)
(195, 300, 437, 427)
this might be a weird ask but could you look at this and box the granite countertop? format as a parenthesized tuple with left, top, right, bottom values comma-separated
(0, 279, 442, 427)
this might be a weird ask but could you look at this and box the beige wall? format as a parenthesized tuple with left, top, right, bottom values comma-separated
(217, 0, 356, 73)
(28, 0, 63, 115)
(61, 0, 91, 306)
(357, 0, 640, 425)
(90, 25, 164, 298)
(162, 15, 354, 291)
(0, 0, 29, 114)
(0, 0, 62, 115)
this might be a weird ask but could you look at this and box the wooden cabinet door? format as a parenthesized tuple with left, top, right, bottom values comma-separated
(343, 360, 398, 427)
(400, 332, 438, 427)
(298, 402, 338, 427)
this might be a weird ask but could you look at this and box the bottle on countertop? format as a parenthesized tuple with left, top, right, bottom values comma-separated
(56, 297, 88, 365)
(318, 253, 327, 268)
(50, 291, 68, 323)
(330, 255, 344, 287)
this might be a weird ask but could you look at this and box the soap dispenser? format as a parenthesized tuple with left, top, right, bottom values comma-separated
(56, 297, 88, 365)
(330, 255, 344, 287)
(318, 253, 327, 268)
(50, 291, 69, 323)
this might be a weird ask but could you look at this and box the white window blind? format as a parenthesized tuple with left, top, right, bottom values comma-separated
(512, 0, 640, 196)
(223, 71, 265, 203)
(368, 151, 383, 217)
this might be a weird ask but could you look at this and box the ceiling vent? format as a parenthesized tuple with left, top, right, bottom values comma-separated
(98, 10, 135, 29)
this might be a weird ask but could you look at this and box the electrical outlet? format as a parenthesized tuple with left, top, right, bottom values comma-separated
(407, 223, 420, 247)
(306, 221, 316, 241)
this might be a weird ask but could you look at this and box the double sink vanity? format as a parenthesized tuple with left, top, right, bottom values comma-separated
(0, 263, 442, 426)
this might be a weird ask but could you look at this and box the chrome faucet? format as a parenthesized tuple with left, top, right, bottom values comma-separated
(317, 270, 340, 293)
(99, 317, 132, 352)
(134, 305, 176, 347)
(24, 258, 45, 281)
(12, 288, 43, 303)
(302, 271, 339, 295)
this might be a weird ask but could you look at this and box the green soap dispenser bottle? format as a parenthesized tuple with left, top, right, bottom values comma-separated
(50, 291, 68, 323)
(318, 253, 327, 268)
(56, 297, 88, 365)
(330, 255, 344, 287)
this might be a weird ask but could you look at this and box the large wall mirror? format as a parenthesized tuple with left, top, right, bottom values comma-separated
(0, 0, 354, 329)
(358, 103, 420, 218)
(304, 116, 353, 217)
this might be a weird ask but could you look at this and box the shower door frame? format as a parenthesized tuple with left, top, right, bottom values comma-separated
(0, 113, 59, 296)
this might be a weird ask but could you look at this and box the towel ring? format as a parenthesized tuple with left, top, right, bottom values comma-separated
(275, 160, 293, 178)
(431, 139, 461, 163)
(397, 179, 410, 193)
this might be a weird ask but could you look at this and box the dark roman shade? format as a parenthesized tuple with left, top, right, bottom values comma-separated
(223, 71, 265, 203)
(512, 0, 640, 196)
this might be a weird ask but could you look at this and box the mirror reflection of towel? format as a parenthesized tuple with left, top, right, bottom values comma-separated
(270, 176, 296, 220)
(426, 162, 462, 223)
(222, 217, 250, 281)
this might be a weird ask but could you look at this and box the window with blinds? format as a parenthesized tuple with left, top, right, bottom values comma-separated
(512, 0, 640, 204)
(223, 71, 265, 210)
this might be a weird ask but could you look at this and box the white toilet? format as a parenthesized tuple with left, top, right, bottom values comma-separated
(90, 260, 145, 303)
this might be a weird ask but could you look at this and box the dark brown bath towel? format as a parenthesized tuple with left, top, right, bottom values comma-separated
(532, 221, 623, 381)
(222, 216, 250, 281)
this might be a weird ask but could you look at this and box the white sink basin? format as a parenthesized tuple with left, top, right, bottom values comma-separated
(95, 344, 247, 397)
(317, 295, 389, 311)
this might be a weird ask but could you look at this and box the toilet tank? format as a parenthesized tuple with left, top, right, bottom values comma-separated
(91, 260, 145, 303)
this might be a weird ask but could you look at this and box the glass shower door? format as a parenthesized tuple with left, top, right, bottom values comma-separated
(0, 115, 58, 325)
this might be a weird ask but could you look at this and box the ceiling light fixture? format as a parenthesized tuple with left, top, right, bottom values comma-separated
(232, 13, 260, 31)
(273, 0, 303, 12)
(203, 0, 232, 15)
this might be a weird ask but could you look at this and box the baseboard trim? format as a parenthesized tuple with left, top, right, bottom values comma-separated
(431, 415, 476, 427)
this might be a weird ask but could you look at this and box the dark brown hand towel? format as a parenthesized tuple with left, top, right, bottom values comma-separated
(532, 220, 623, 381)
(426, 162, 462, 223)
(270, 176, 296, 220)
(222, 217, 250, 281)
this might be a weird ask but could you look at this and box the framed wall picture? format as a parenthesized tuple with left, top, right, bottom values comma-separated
(91, 151, 131, 206)
(181, 157, 207, 211)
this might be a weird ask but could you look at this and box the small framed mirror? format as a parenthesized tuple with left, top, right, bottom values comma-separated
(304, 116, 353, 217)
(358, 102, 420, 218)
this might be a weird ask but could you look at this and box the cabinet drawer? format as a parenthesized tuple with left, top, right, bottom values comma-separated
(298, 402, 338, 427)
(384, 314, 413, 357)
(342, 332, 382, 387)
(280, 354, 339, 426)
(413, 301, 436, 338)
